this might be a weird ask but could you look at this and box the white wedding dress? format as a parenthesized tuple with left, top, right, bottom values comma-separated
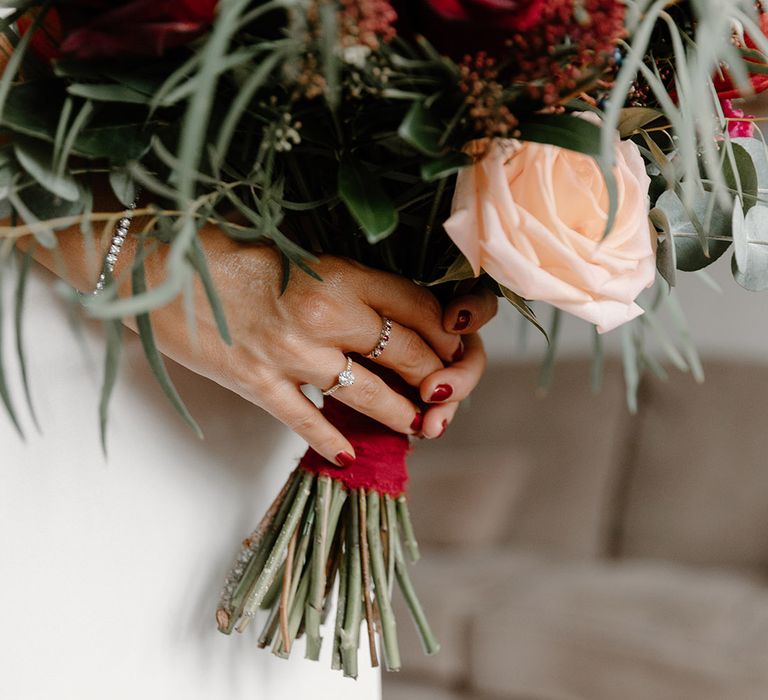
(0, 264, 380, 700)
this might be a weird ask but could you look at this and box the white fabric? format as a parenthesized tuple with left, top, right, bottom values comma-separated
(0, 264, 380, 700)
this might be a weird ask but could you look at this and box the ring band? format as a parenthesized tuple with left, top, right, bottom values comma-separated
(322, 356, 356, 396)
(365, 317, 393, 359)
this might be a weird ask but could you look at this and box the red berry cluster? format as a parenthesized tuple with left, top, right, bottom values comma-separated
(511, 0, 626, 103)
(339, 0, 398, 49)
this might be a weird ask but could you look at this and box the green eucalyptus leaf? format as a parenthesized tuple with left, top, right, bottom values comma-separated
(722, 141, 758, 212)
(420, 151, 471, 182)
(732, 201, 768, 291)
(655, 189, 732, 271)
(398, 101, 443, 157)
(14, 137, 79, 202)
(109, 169, 138, 207)
(730, 137, 768, 200)
(338, 158, 398, 243)
(649, 207, 676, 287)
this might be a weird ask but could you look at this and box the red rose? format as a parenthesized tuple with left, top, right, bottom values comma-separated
(712, 12, 768, 99)
(19, 0, 218, 61)
(393, 0, 546, 58)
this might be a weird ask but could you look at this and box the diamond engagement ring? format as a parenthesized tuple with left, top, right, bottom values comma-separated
(365, 317, 393, 359)
(322, 356, 356, 396)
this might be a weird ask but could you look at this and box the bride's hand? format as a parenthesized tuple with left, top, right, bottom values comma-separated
(19, 217, 496, 465)
(134, 230, 494, 466)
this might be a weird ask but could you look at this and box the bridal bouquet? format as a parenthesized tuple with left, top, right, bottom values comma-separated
(2, 0, 768, 677)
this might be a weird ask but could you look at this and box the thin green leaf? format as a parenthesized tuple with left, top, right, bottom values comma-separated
(499, 284, 548, 342)
(14, 244, 39, 431)
(99, 318, 123, 454)
(187, 235, 232, 345)
(132, 241, 203, 438)
(67, 83, 151, 104)
(620, 324, 640, 414)
(537, 308, 561, 393)
(590, 327, 604, 395)
(0, 252, 23, 438)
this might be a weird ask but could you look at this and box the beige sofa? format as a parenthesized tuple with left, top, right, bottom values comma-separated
(384, 360, 768, 700)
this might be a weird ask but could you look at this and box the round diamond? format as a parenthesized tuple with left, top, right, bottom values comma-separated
(338, 369, 355, 387)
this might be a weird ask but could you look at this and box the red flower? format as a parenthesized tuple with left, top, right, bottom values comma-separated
(19, 0, 218, 61)
(712, 12, 768, 99)
(393, 0, 546, 58)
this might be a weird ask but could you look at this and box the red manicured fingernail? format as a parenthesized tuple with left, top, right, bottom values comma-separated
(437, 419, 448, 439)
(453, 310, 471, 331)
(410, 412, 424, 432)
(336, 451, 355, 468)
(430, 384, 453, 402)
(452, 340, 464, 363)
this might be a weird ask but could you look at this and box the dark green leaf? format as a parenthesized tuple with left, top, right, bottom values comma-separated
(398, 101, 444, 157)
(420, 151, 471, 182)
(338, 157, 398, 243)
(67, 83, 152, 104)
(517, 114, 602, 156)
(132, 242, 203, 438)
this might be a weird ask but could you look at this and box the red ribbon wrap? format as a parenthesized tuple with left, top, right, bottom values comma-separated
(299, 367, 411, 496)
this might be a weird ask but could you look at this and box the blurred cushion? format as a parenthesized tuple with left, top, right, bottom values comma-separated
(392, 549, 551, 686)
(619, 362, 768, 570)
(409, 360, 629, 559)
(406, 445, 529, 548)
(470, 559, 768, 700)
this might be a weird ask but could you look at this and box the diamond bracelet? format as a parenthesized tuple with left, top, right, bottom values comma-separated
(92, 190, 141, 296)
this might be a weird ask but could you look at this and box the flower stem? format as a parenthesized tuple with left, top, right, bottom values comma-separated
(222, 469, 303, 633)
(385, 495, 397, 599)
(238, 471, 314, 628)
(305, 475, 331, 660)
(341, 492, 362, 678)
(367, 491, 401, 671)
(396, 495, 420, 563)
(358, 489, 379, 668)
(279, 525, 298, 653)
(331, 540, 348, 671)
(394, 527, 440, 656)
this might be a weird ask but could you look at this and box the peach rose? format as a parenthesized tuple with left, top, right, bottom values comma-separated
(444, 128, 656, 333)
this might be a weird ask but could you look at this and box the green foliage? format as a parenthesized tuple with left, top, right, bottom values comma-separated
(338, 158, 398, 243)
